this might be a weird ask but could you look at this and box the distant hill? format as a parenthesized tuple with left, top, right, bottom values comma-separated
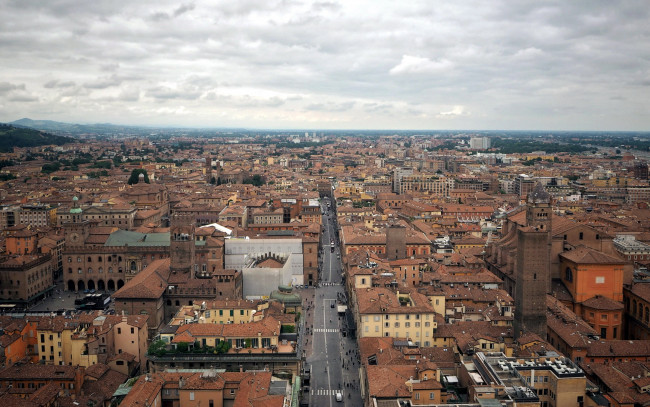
(0, 123, 75, 152)
(10, 118, 247, 137)
(10, 117, 139, 135)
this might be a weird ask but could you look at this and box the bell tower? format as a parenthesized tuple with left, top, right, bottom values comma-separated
(514, 183, 552, 340)
(170, 212, 195, 274)
(63, 196, 89, 247)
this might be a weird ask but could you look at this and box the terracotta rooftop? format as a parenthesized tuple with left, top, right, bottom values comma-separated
(559, 246, 624, 264)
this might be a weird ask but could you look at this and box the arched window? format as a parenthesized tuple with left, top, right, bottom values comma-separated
(88, 257, 92, 263)
(98, 267, 103, 273)
(98, 256, 102, 262)
(565, 268, 573, 282)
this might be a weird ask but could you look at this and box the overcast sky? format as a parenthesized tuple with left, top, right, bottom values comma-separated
(0, 1, 648, 131)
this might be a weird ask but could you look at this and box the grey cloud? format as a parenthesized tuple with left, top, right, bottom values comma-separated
(150, 2, 195, 20)
(83, 75, 122, 89)
(305, 101, 355, 112)
(146, 86, 202, 100)
(44, 80, 76, 89)
(174, 3, 195, 17)
(0, 82, 25, 93)
(119, 88, 141, 102)
(100, 63, 120, 72)
(8, 93, 38, 102)
(150, 12, 170, 21)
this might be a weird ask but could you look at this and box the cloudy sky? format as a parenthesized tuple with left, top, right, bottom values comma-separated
(0, 1, 648, 130)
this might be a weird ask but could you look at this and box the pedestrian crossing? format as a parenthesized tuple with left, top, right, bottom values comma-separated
(314, 328, 339, 333)
(311, 389, 341, 396)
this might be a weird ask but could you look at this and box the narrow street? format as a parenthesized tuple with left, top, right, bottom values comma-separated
(301, 198, 363, 407)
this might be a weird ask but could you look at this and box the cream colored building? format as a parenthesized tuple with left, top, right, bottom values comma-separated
(356, 287, 437, 345)
(37, 313, 148, 371)
(169, 299, 261, 326)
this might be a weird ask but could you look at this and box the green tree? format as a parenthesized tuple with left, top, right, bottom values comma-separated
(91, 160, 112, 169)
(215, 340, 231, 354)
(242, 174, 265, 186)
(41, 162, 61, 174)
(147, 340, 167, 357)
(128, 169, 150, 185)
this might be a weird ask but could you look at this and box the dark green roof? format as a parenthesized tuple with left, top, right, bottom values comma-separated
(104, 230, 205, 247)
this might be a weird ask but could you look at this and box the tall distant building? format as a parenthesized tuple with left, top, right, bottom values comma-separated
(386, 225, 407, 260)
(514, 183, 552, 340)
(170, 212, 195, 274)
(392, 167, 413, 193)
(469, 136, 491, 150)
(633, 161, 649, 180)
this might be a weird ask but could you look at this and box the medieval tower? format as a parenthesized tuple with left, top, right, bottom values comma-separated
(514, 183, 552, 340)
(170, 212, 196, 274)
(386, 224, 407, 260)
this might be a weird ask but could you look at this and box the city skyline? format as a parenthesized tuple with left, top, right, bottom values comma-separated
(1, 1, 649, 131)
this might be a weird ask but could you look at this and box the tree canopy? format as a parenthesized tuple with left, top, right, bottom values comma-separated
(128, 169, 150, 185)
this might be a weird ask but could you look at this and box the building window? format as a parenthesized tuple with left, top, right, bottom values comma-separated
(565, 268, 572, 282)
(190, 392, 195, 401)
(600, 327, 607, 339)
(579, 232, 584, 240)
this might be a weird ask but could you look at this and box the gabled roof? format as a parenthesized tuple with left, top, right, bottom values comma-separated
(112, 258, 170, 299)
(559, 246, 624, 264)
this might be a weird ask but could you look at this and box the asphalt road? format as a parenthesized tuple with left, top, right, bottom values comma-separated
(302, 199, 363, 407)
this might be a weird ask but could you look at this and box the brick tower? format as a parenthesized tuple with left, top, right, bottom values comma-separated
(170, 212, 195, 274)
(514, 183, 552, 340)
(386, 225, 407, 260)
